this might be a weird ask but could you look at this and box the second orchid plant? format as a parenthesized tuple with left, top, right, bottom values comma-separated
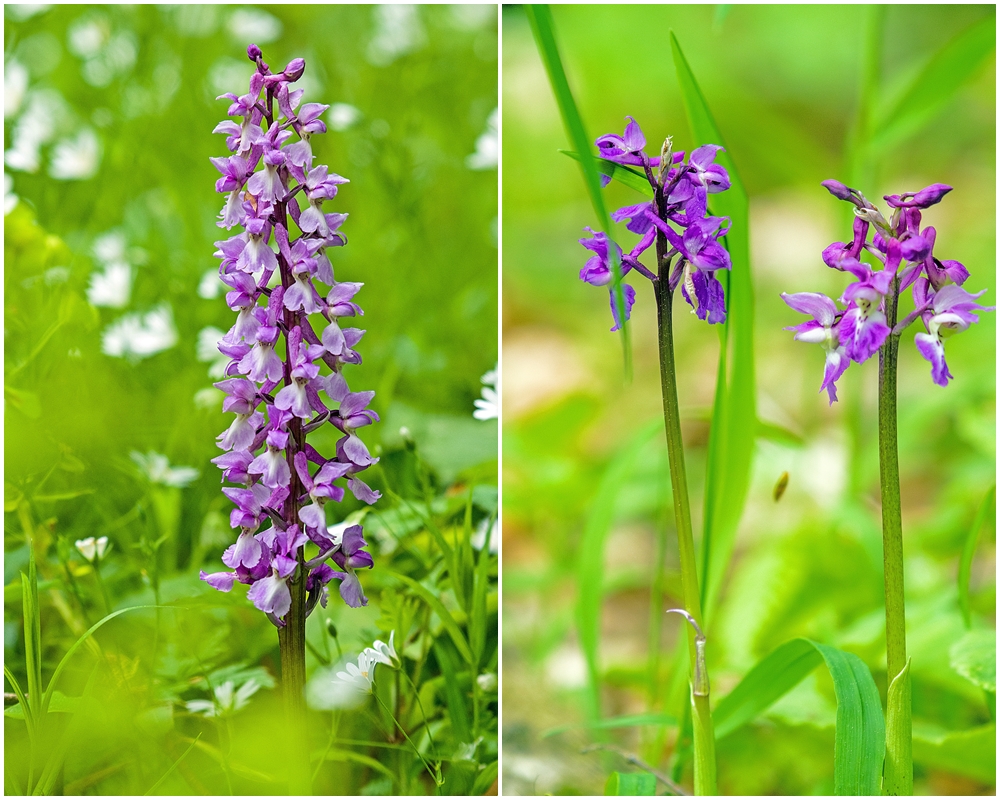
(784, 179, 992, 794)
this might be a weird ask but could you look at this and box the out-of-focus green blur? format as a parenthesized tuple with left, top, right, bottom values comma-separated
(5, 4, 498, 795)
(502, 5, 994, 795)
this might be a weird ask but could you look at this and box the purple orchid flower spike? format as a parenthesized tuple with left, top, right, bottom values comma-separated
(202, 46, 379, 630)
(576, 119, 733, 329)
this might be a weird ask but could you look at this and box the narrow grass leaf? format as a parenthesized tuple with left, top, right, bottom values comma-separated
(41, 605, 158, 716)
(559, 151, 654, 197)
(526, 3, 632, 373)
(3, 664, 33, 737)
(23, 536, 42, 721)
(713, 638, 884, 795)
(319, 749, 395, 781)
(541, 713, 677, 738)
(433, 640, 472, 743)
(144, 733, 203, 795)
(605, 771, 657, 795)
(471, 760, 498, 795)
(670, 32, 755, 619)
(469, 522, 493, 669)
(391, 572, 473, 665)
(577, 419, 663, 719)
(883, 659, 912, 795)
(872, 14, 995, 151)
(958, 485, 995, 627)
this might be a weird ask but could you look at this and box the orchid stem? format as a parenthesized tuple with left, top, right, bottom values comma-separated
(653, 248, 717, 795)
(878, 275, 912, 795)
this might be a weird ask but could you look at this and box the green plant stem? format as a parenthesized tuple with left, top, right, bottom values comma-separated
(653, 255, 716, 795)
(374, 690, 440, 786)
(878, 275, 912, 795)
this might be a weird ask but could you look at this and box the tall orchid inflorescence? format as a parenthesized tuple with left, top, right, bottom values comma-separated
(783, 180, 993, 402)
(201, 44, 381, 625)
(578, 117, 732, 330)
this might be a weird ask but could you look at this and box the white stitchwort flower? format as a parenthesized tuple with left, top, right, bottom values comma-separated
(75, 535, 109, 563)
(368, 630, 399, 668)
(101, 304, 178, 360)
(49, 128, 100, 180)
(466, 108, 498, 171)
(473, 363, 498, 420)
(130, 450, 199, 488)
(186, 678, 262, 717)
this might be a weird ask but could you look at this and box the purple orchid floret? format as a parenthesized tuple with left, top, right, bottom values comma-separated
(785, 178, 992, 397)
(203, 45, 379, 620)
(577, 116, 733, 328)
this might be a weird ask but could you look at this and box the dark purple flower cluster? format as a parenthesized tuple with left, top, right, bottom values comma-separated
(578, 117, 733, 330)
(200, 45, 380, 622)
(783, 180, 992, 403)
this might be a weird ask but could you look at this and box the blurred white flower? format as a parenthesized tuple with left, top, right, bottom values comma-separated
(327, 103, 361, 132)
(196, 325, 229, 378)
(5, 5, 51, 21)
(4, 173, 18, 215)
(5, 59, 29, 118)
(448, 4, 495, 31)
(476, 672, 498, 692)
(130, 450, 200, 488)
(92, 230, 126, 263)
(87, 261, 131, 308)
(227, 9, 282, 44)
(207, 57, 252, 97)
(465, 108, 498, 170)
(307, 650, 379, 710)
(4, 90, 62, 173)
(473, 363, 498, 420)
(198, 268, 224, 299)
(49, 128, 100, 180)
(186, 678, 262, 717)
(74, 535, 108, 563)
(102, 304, 177, 360)
(367, 5, 426, 67)
(68, 14, 110, 59)
(471, 516, 497, 554)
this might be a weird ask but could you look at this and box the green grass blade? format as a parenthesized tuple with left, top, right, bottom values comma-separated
(391, 572, 474, 665)
(3, 664, 34, 738)
(144, 733, 203, 795)
(883, 659, 912, 795)
(526, 3, 632, 374)
(669, 32, 755, 619)
(605, 771, 657, 795)
(470, 760, 498, 795)
(469, 520, 494, 670)
(872, 14, 995, 152)
(558, 151, 654, 197)
(577, 419, 663, 719)
(959, 485, 995, 627)
(433, 640, 472, 743)
(541, 713, 677, 739)
(713, 638, 885, 795)
(41, 605, 157, 717)
(23, 539, 42, 722)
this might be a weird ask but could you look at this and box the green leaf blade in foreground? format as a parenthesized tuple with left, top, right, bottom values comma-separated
(872, 14, 995, 152)
(525, 3, 631, 372)
(669, 32, 755, 619)
(713, 638, 885, 796)
(577, 420, 663, 720)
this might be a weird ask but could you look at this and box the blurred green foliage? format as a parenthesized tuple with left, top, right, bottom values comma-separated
(502, 4, 994, 795)
(5, 4, 497, 795)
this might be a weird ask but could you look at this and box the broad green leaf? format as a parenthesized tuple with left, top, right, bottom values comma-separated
(526, 3, 631, 371)
(949, 629, 996, 693)
(872, 15, 995, 151)
(559, 150, 654, 197)
(959, 486, 995, 627)
(670, 32, 756, 620)
(390, 572, 474, 665)
(577, 420, 663, 719)
(883, 660, 912, 795)
(713, 638, 885, 795)
(605, 771, 656, 795)
(913, 723, 996, 783)
(470, 760, 498, 795)
(542, 713, 677, 739)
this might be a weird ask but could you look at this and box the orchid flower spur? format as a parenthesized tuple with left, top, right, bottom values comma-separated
(202, 45, 382, 747)
(578, 118, 732, 329)
(784, 177, 993, 795)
